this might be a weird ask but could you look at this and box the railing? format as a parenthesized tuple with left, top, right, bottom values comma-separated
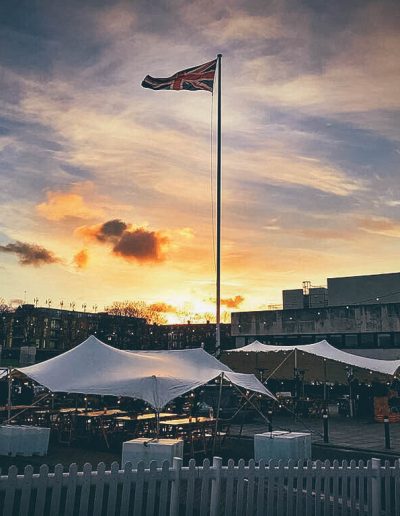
(1, 457, 400, 516)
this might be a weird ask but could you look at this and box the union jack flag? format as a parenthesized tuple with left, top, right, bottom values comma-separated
(142, 59, 217, 92)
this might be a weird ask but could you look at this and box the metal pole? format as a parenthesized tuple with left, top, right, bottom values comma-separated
(267, 410, 273, 432)
(7, 367, 12, 422)
(212, 372, 224, 456)
(294, 348, 298, 409)
(384, 417, 390, 449)
(215, 53, 222, 356)
(323, 359, 327, 403)
(323, 413, 329, 443)
(155, 410, 160, 440)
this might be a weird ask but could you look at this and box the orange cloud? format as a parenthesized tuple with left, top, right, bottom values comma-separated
(37, 187, 104, 221)
(221, 295, 245, 309)
(73, 249, 89, 269)
(149, 302, 177, 313)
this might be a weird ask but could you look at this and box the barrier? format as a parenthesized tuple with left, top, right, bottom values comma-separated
(0, 457, 399, 515)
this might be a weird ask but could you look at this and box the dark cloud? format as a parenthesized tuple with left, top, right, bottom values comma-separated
(77, 219, 169, 263)
(0, 241, 60, 266)
(113, 229, 167, 263)
(97, 219, 127, 241)
(221, 295, 245, 308)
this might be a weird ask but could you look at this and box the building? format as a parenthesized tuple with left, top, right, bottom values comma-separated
(150, 323, 232, 353)
(232, 272, 400, 356)
(283, 282, 328, 310)
(327, 272, 400, 307)
(282, 272, 400, 310)
(0, 304, 147, 357)
(231, 303, 400, 353)
(0, 304, 233, 363)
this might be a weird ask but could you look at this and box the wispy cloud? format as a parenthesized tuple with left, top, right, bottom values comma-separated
(37, 183, 105, 221)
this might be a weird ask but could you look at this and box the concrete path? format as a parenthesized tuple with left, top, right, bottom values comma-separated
(230, 415, 400, 455)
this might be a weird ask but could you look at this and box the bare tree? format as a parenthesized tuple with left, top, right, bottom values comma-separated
(0, 298, 13, 314)
(105, 301, 167, 325)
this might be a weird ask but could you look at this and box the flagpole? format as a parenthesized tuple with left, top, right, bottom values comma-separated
(216, 53, 222, 355)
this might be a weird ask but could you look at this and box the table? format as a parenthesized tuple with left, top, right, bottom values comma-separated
(0, 425, 50, 457)
(254, 431, 312, 461)
(159, 417, 216, 455)
(122, 438, 184, 467)
(58, 407, 86, 414)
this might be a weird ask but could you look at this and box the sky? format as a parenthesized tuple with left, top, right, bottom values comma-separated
(1, 0, 400, 322)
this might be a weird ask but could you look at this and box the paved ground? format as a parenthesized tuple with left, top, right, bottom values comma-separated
(230, 415, 400, 454)
(1, 416, 399, 473)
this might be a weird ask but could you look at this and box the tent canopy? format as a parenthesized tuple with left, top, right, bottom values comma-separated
(226, 340, 400, 376)
(17, 336, 276, 410)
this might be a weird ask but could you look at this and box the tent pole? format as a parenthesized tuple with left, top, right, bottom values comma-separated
(230, 383, 272, 427)
(265, 350, 295, 382)
(294, 348, 298, 402)
(323, 358, 327, 405)
(7, 367, 12, 422)
(155, 410, 160, 440)
(212, 373, 224, 456)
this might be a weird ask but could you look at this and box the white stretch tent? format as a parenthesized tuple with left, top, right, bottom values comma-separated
(17, 336, 276, 410)
(226, 340, 400, 376)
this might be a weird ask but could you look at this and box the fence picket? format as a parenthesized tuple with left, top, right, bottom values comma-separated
(322, 460, 331, 516)
(286, 459, 295, 516)
(383, 460, 391, 516)
(245, 459, 255, 516)
(358, 460, 366, 516)
(332, 460, 339, 516)
(349, 460, 357, 516)
(305, 460, 313, 516)
(235, 459, 246, 516)
(255, 459, 266, 516)
(19, 465, 34, 516)
(295, 461, 304, 516)
(120, 462, 133, 516)
(64, 463, 78, 516)
(342, 460, 349, 516)
(93, 462, 106, 516)
(106, 461, 120, 516)
(267, 459, 277, 516)
(210, 457, 222, 516)
(185, 459, 197, 516)
(394, 460, 400, 516)
(3, 465, 17, 516)
(49, 464, 63, 516)
(314, 461, 322, 516)
(133, 461, 145, 516)
(158, 461, 170, 516)
(34, 464, 49, 516)
(200, 459, 211, 516)
(78, 463, 92, 516)
(276, 460, 285, 516)
(146, 461, 158, 516)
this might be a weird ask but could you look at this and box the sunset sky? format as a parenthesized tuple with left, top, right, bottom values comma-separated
(1, 0, 400, 321)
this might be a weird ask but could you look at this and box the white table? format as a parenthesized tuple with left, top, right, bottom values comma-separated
(0, 425, 50, 457)
(122, 438, 184, 468)
(254, 431, 311, 462)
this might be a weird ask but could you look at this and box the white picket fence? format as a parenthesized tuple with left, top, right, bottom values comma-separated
(1, 457, 400, 516)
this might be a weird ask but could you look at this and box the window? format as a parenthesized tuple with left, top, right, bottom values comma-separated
(377, 333, 392, 348)
(344, 334, 358, 348)
(360, 333, 375, 348)
(328, 334, 344, 348)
